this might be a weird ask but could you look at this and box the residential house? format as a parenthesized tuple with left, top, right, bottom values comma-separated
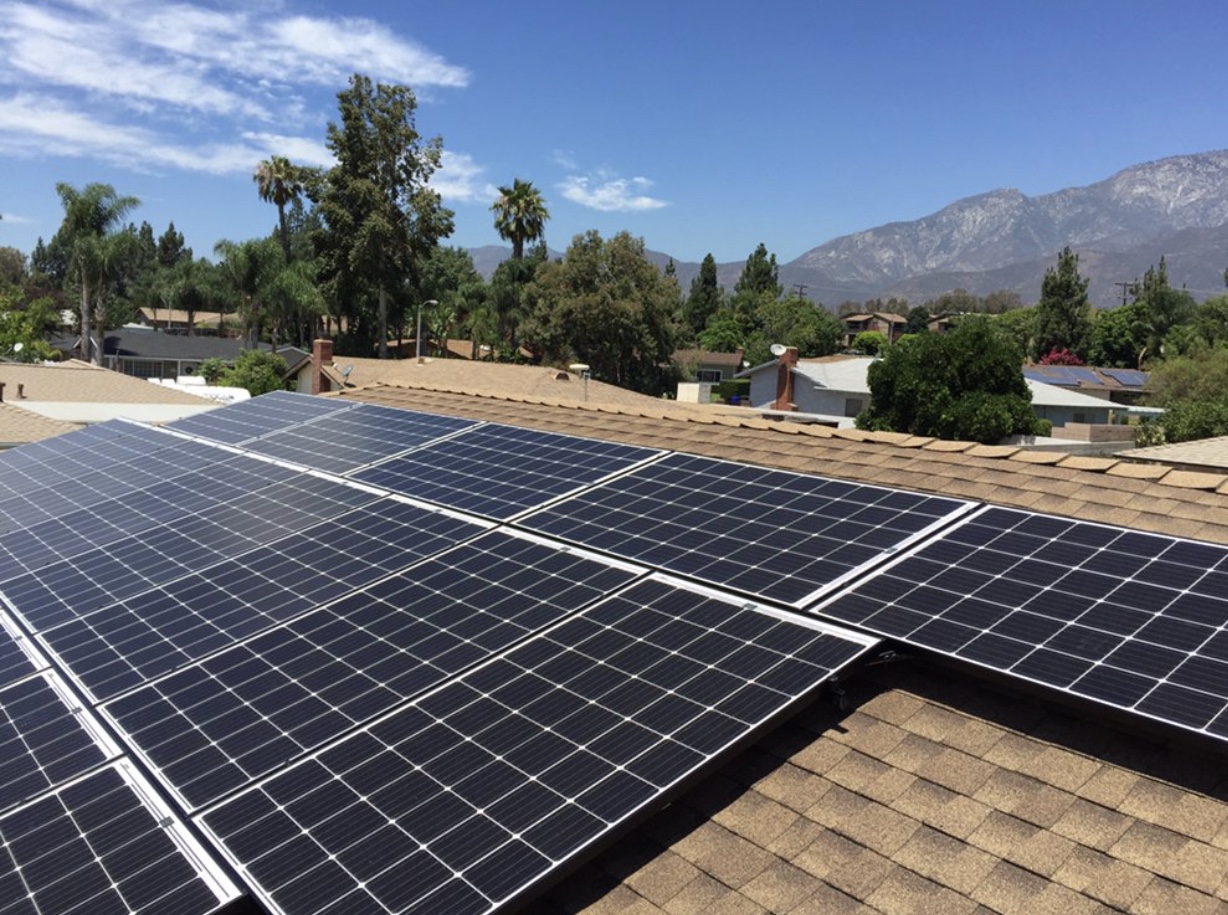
(841, 311, 908, 349)
(673, 348, 745, 384)
(0, 360, 215, 424)
(50, 328, 277, 380)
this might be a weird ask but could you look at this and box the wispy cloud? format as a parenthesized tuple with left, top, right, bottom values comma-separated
(0, 0, 472, 176)
(433, 151, 499, 204)
(550, 149, 578, 170)
(559, 173, 668, 212)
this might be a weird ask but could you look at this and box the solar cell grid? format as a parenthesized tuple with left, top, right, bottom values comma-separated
(202, 577, 877, 915)
(105, 530, 637, 810)
(352, 422, 660, 519)
(815, 506, 1228, 740)
(0, 765, 238, 915)
(0, 673, 114, 815)
(166, 389, 353, 444)
(245, 402, 478, 474)
(520, 452, 970, 606)
(0, 613, 41, 690)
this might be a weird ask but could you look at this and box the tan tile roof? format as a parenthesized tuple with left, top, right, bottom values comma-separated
(0, 361, 210, 405)
(0, 402, 80, 445)
(339, 381, 1228, 915)
(1120, 436, 1228, 473)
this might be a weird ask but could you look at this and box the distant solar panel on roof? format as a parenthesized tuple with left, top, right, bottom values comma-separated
(106, 531, 639, 811)
(201, 576, 877, 915)
(166, 390, 353, 444)
(520, 452, 972, 606)
(1064, 366, 1105, 386)
(244, 402, 479, 474)
(814, 506, 1228, 739)
(0, 765, 239, 915)
(352, 422, 661, 519)
(1102, 367, 1149, 387)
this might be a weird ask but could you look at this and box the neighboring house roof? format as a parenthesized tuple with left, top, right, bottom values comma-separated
(673, 349, 745, 369)
(1120, 436, 1228, 473)
(335, 382, 1228, 915)
(315, 356, 744, 414)
(104, 330, 267, 361)
(1025, 379, 1117, 411)
(0, 360, 215, 423)
(0, 401, 80, 446)
(137, 307, 229, 327)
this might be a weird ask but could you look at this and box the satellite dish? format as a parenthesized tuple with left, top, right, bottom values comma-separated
(769, 343, 786, 357)
(341, 365, 353, 379)
(12, 342, 23, 353)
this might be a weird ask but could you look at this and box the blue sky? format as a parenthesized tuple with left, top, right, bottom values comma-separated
(2, 0, 1226, 266)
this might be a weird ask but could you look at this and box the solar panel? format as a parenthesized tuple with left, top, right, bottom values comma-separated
(200, 576, 878, 915)
(1063, 367, 1105, 386)
(814, 506, 1228, 740)
(34, 498, 483, 704)
(0, 611, 42, 690)
(105, 531, 641, 811)
(0, 765, 239, 915)
(1101, 367, 1149, 387)
(520, 452, 972, 606)
(0, 672, 116, 814)
(166, 390, 353, 444)
(244, 402, 479, 474)
(351, 422, 660, 519)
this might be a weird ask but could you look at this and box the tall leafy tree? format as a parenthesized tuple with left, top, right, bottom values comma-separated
(315, 74, 454, 357)
(490, 179, 549, 260)
(1034, 247, 1092, 361)
(54, 182, 140, 364)
(254, 156, 307, 262)
(521, 231, 679, 393)
(1129, 256, 1196, 364)
(683, 253, 723, 338)
(734, 243, 781, 299)
(858, 316, 1042, 443)
(214, 238, 282, 347)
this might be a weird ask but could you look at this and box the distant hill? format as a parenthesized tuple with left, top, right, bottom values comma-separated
(469, 151, 1228, 308)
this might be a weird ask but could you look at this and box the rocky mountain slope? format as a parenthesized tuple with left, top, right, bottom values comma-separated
(476, 151, 1228, 308)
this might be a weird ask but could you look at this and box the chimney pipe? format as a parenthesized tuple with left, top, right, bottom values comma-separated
(772, 347, 799, 411)
(311, 339, 334, 395)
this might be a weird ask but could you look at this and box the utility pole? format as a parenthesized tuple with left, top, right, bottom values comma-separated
(792, 283, 808, 299)
(1113, 281, 1135, 307)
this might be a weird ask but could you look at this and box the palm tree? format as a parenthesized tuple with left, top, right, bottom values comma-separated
(490, 179, 549, 260)
(55, 183, 140, 364)
(253, 156, 305, 262)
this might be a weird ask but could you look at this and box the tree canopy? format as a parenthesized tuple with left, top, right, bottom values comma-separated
(490, 179, 549, 260)
(858, 317, 1042, 443)
(1034, 247, 1092, 360)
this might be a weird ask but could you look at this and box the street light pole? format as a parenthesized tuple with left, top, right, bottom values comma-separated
(416, 299, 438, 363)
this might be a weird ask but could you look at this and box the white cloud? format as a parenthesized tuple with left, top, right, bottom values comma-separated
(0, 0, 470, 174)
(559, 173, 667, 212)
(432, 151, 499, 204)
(551, 149, 578, 170)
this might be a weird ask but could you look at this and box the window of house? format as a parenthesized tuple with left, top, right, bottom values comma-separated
(844, 398, 864, 417)
(696, 369, 722, 383)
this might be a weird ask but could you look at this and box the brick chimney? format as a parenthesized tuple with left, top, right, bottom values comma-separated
(311, 339, 334, 395)
(772, 347, 799, 412)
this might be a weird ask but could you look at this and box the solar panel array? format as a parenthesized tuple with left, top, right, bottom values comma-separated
(813, 506, 1228, 739)
(5, 388, 1226, 915)
(0, 608, 238, 915)
(520, 452, 971, 605)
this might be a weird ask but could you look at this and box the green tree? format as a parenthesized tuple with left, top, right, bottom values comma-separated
(521, 230, 679, 393)
(416, 246, 488, 358)
(315, 74, 454, 358)
(851, 330, 889, 356)
(742, 295, 842, 365)
(220, 349, 288, 396)
(1034, 247, 1092, 360)
(1130, 256, 1196, 363)
(0, 290, 57, 361)
(214, 238, 283, 347)
(54, 182, 140, 363)
(696, 313, 745, 354)
(156, 222, 190, 268)
(490, 178, 549, 260)
(1087, 303, 1148, 368)
(683, 253, 723, 338)
(857, 316, 1041, 443)
(254, 156, 308, 262)
(904, 305, 931, 335)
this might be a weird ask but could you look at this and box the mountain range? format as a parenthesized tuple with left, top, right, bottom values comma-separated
(472, 150, 1228, 309)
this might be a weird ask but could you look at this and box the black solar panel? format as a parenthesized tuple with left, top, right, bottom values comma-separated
(245, 402, 478, 473)
(0, 765, 238, 915)
(520, 452, 971, 606)
(0, 673, 115, 813)
(815, 506, 1228, 738)
(201, 577, 877, 915)
(352, 422, 660, 519)
(1101, 367, 1149, 387)
(106, 531, 640, 811)
(0, 612, 41, 691)
(166, 390, 352, 444)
